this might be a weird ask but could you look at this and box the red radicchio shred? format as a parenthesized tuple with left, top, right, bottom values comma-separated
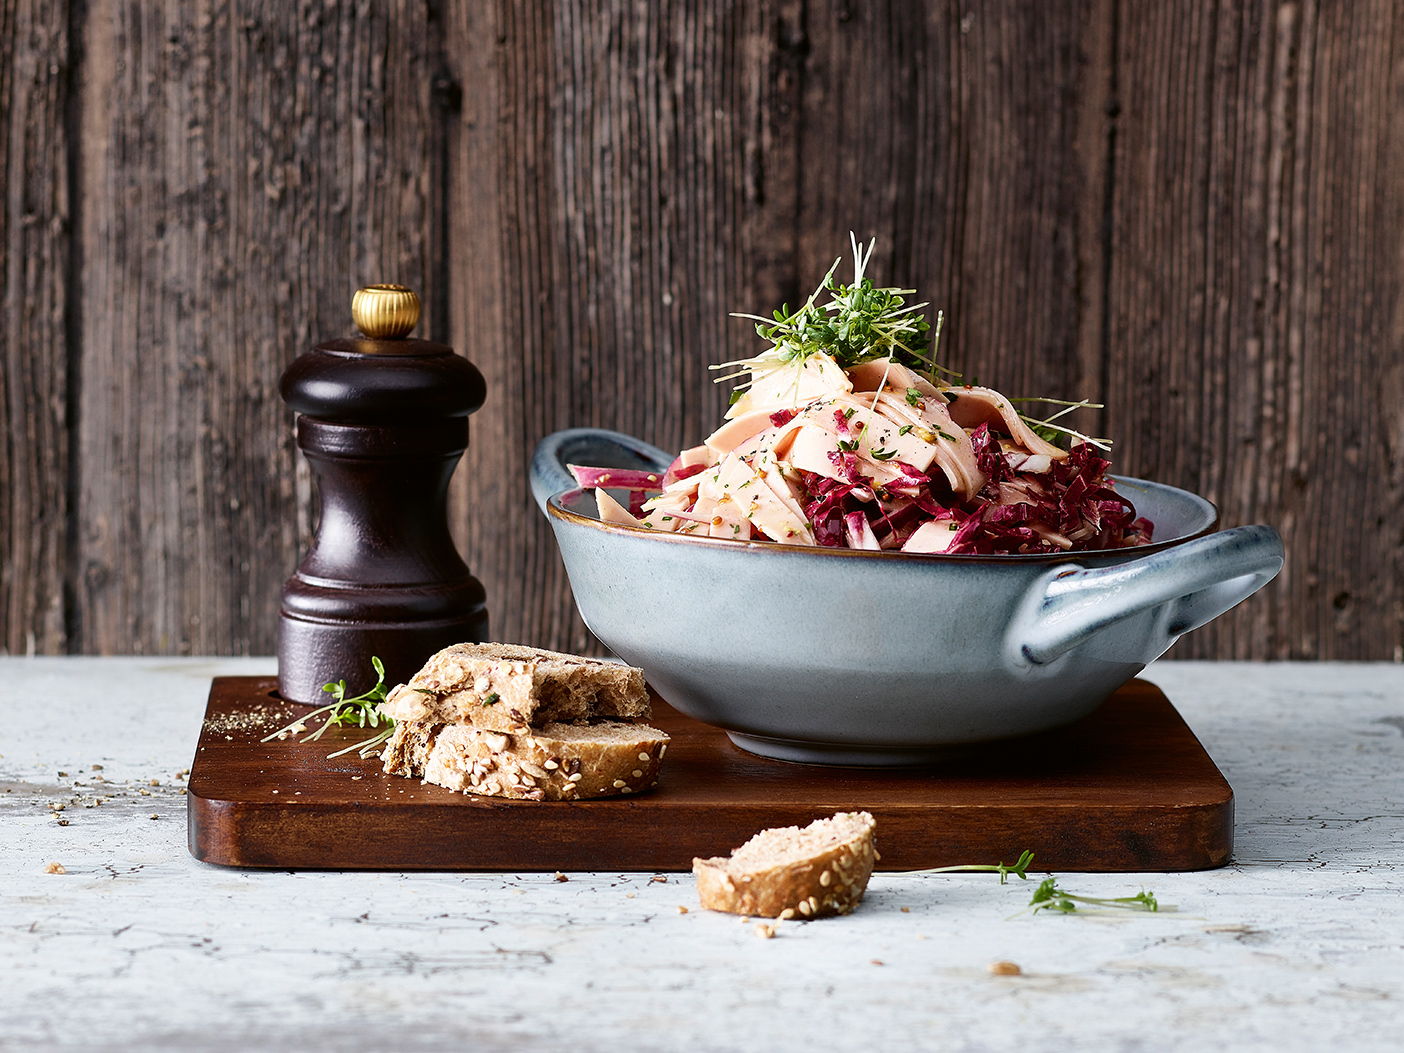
(660, 460, 709, 487)
(568, 464, 665, 491)
(968, 424, 1010, 492)
(577, 399, 1153, 553)
(843, 511, 880, 550)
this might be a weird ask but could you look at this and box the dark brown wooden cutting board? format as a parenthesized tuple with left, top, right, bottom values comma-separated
(188, 676, 1232, 872)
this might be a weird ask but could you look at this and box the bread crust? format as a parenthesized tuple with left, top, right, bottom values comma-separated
(378, 642, 650, 733)
(692, 812, 877, 919)
(381, 716, 669, 801)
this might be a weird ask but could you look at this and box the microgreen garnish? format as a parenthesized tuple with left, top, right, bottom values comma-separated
(870, 446, 899, 461)
(909, 850, 1174, 917)
(261, 656, 395, 760)
(916, 849, 1035, 884)
(1026, 877, 1169, 915)
(1011, 397, 1112, 451)
(712, 234, 956, 404)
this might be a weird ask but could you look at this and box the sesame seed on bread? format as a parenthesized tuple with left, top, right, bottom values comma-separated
(377, 642, 650, 734)
(382, 716, 669, 801)
(693, 812, 877, 919)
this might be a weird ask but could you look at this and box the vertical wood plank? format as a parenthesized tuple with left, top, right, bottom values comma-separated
(795, 0, 1113, 428)
(1108, 0, 1404, 659)
(445, 0, 804, 651)
(0, 0, 71, 655)
(73, 0, 442, 655)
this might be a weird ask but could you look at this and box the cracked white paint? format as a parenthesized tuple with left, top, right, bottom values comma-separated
(1, 658, 1401, 1051)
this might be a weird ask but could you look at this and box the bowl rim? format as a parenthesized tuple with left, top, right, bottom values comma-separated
(546, 473, 1221, 564)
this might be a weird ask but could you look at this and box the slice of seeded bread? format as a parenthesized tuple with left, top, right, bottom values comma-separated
(381, 717, 669, 801)
(692, 812, 877, 919)
(377, 642, 650, 733)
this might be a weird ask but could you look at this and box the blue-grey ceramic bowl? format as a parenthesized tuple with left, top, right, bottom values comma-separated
(531, 428, 1284, 765)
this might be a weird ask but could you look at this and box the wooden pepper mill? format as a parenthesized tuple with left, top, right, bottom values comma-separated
(277, 284, 488, 704)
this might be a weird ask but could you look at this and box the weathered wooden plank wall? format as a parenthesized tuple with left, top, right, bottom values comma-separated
(1, 0, 1399, 660)
(1, 0, 71, 655)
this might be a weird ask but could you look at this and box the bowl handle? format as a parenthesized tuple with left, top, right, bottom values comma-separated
(529, 428, 675, 515)
(1007, 524, 1284, 667)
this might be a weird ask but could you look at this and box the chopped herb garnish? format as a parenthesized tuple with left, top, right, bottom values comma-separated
(260, 656, 394, 759)
(1027, 877, 1168, 915)
(898, 424, 913, 436)
(904, 850, 1172, 918)
(870, 447, 898, 461)
(906, 387, 922, 406)
(482, 692, 501, 707)
(917, 849, 1035, 883)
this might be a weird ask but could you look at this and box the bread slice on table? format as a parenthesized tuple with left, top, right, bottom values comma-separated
(381, 716, 669, 801)
(693, 812, 877, 919)
(378, 642, 650, 734)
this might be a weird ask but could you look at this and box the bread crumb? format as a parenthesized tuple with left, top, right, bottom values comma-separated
(44, 862, 65, 874)
(988, 960, 1022, 976)
(626, 892, 635, 899)
(900, 906, 910, 913)
(57, 819, 69, 826)
(871, 959, 884, 966)
(148, 778, 160, 787)
(553, 872, 568, 882)
(676, 905, 689, 914)
(754, 923, 776, 938)
(149, 814, 159, 820)
(650, 875, 667, 883)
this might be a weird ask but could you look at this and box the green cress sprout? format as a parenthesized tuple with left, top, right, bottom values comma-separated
(916, 849, 1036, 884)
(909, 850, 1173, 916)
(712, 233, 949, 391)
(1009, 397, 1113, 452)
(1025, 877, 1170, 916)
(261, 656, 396, 759)
(712, 235, 1112, 451)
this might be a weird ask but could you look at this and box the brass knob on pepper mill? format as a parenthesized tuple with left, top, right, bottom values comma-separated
(276, 284, 489, 704)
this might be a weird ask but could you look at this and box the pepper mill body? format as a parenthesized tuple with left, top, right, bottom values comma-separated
(276, 287, 489, 703)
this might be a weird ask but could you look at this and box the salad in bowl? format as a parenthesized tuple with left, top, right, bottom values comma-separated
(530, 239, 1282, 764)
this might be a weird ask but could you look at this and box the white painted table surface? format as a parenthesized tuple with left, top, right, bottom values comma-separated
(2, 658, 1401, 1052)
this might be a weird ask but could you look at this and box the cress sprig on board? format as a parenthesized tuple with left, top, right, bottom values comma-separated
(261, 656, 395, 760)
